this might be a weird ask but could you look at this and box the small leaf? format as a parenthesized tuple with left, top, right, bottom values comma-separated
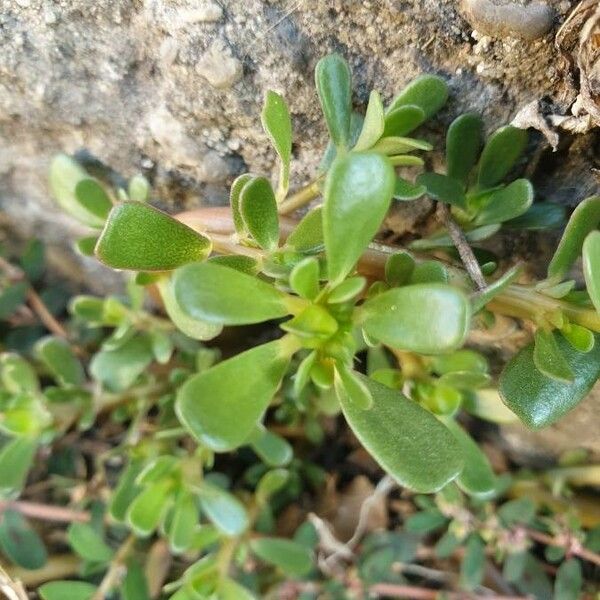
(371, 136, 432, 155)
(0, 353, 39, 394)
(39, 581, 97, 600)
(385, 251, 415, 286)
(261, 91, 292, 199)
(240, 177, 280, 250)
(405, 510, 447, 534)
(583, 230, 600, 313)
(75, 236, 99, 257)
(250, 537, 313, 577)
(477, 126, 527, 189)
(0, 437, 37, 496)
(393, 177, 426, 201)
(219, 579, 256, 600)
(174, 262, 294, 326)
(121, 560, 151, 600)
(249, 424, 293, 467)
(96, 202, 212, 271)
(75, 178, 112, 220)
(289, 257, 320, 300)
(505, 202, 565, 230)
(315, 54, 352, 150)
(0, 509, 47, 569)
(340, 376, 463, 492)
(168, 489, 198, 554)
(109, 458, 145, 522)
(474, 179, 534, 226)
(533, 329, 574, 383)
(327, 276, 365, 304)
(176, 339, 293, 451)
(383, 105, 425, 137)
(0, 282, 28, 321)
(548, 196, 600, 279)
(286, 206, 324, 252)
(256, 468, 290, 503)
(561, 323, 595, 353)
(431, 350, 488, 375)
(387, 75, 448, 120)
(127, 479, 173, 537)
(353, 90, 385, 151)
(35, 336, 85, 386)
(460, 535, 485, 590)
(446, 113, 483, 186)
(67, 522, 113, 563)
(554, 558, 582, 600)
(499, 333, 600, 428)
(409, 260, 448, 284)
(281, 305, 338, 339)
(361, 284, 470, 354)
(417, 173, 466, 209)
(471, 264, 522, 313)
(157, 278, 222, 341)
(49, 154, 104, 228)
(128, 174, 150, 202)
(196, 481, 248, 537)
(20, 239, 45, 282)
(230, 174, 254, 236)
(209, 255, 259, 275)
(334, 364, 373, 409)
(90, 334, 154, 392)
(324, 152, 395, 283)
(444, 419, 496, 499)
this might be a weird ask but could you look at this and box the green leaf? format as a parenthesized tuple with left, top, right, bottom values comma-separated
(249, 424, 293, 467)
(289, 257, 320, 300)
(334, 364, 373, 410)
(240, 177, 280, 250)
(417, 173, 466, 209)
(209, 255, 259, 275)
(121, 560, 151, 600)
(0, 437, 37, 496)
(339, 375, 463, 492)
(0, 509, 47, 569)
(96, 201, 212, 271)
(128, 174, 150, 203)
(75, 236, 99, 257)
(410, 223, 500, 250)
(35, 336, 85, 386)
(256, 468, 289, 503)
(505, 202, 565, 230)
(371, 136, 432, 155)
(0, 353, 39, 394)
(39, 581, 97, 600)
(409, 260, 448, 284)
(533, 329, 574, 383)
(230, 174, 254, 236)
(315, 54, 352, 150)
(157, 278, 222, 341)
(67, 522, 113, 563)
(499, 333, 600, 428)
(387, 75, 448, 120)
(554, 558, 582, 600)
(327, 277, 365, 304)
(196, 480, 248, 537)
(0, 282, 28, 320)
(385, 251, 415, 286)
(286, 206, 324, 252)
(49, 154, 104, 228)
(323, 152, 395, 283)
(383, 105, 425, 137)
(109, 458, 145, 522)
(430, 350, 488, 375)
(75, 178, 112, 221)
(250, 537, 313, 577)
(90, 334, 154, 392)
(168, 489, 198, 554)
(477, 126, 527, 189)
(174, 262, 293, 326)
(548, 196, 600, 279)
(176, 339, 293, 451)
(127, 479, 173, 537)
(281, 305, 338, 340)
(471, 264, 522, 313)
(583, 230, 600, 313)
(360, 284, 470, 354)
(405, 510, 447, 534)
(446, 113, 483, 186)
(444, 419, 496, 499)
(393, 177, 426, 201)
(460, 535, 485, 590)
(353, 90, 385, 151)
(474, 179, 534, 226)
(261, 90, 292, 199)
(561, 323, 595, 353)
(219, 579, 256, 600)
(20, 239, 45, 282)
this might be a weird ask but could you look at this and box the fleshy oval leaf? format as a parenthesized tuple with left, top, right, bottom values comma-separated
(477, 126, 527, 189)
(582, 230, 600, 313)
(387, 75, 448, 120)
(240, 176, 280, 250)
(446, 113, 483, 186)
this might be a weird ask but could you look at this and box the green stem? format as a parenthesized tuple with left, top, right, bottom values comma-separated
(278, 178, 322, 215)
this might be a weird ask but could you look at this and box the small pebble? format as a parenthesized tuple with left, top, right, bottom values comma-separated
(196, 40, 243, 89)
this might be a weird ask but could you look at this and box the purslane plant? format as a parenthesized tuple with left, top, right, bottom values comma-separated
(48, 54, 600, 500)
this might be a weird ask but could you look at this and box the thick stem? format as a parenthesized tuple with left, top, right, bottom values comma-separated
(278, 178, 322, 215)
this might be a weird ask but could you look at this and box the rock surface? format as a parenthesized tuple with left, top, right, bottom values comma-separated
(0, 0, 599, 460)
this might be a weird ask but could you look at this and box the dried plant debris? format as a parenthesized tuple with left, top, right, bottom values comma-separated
(461, 0, 555, 41)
